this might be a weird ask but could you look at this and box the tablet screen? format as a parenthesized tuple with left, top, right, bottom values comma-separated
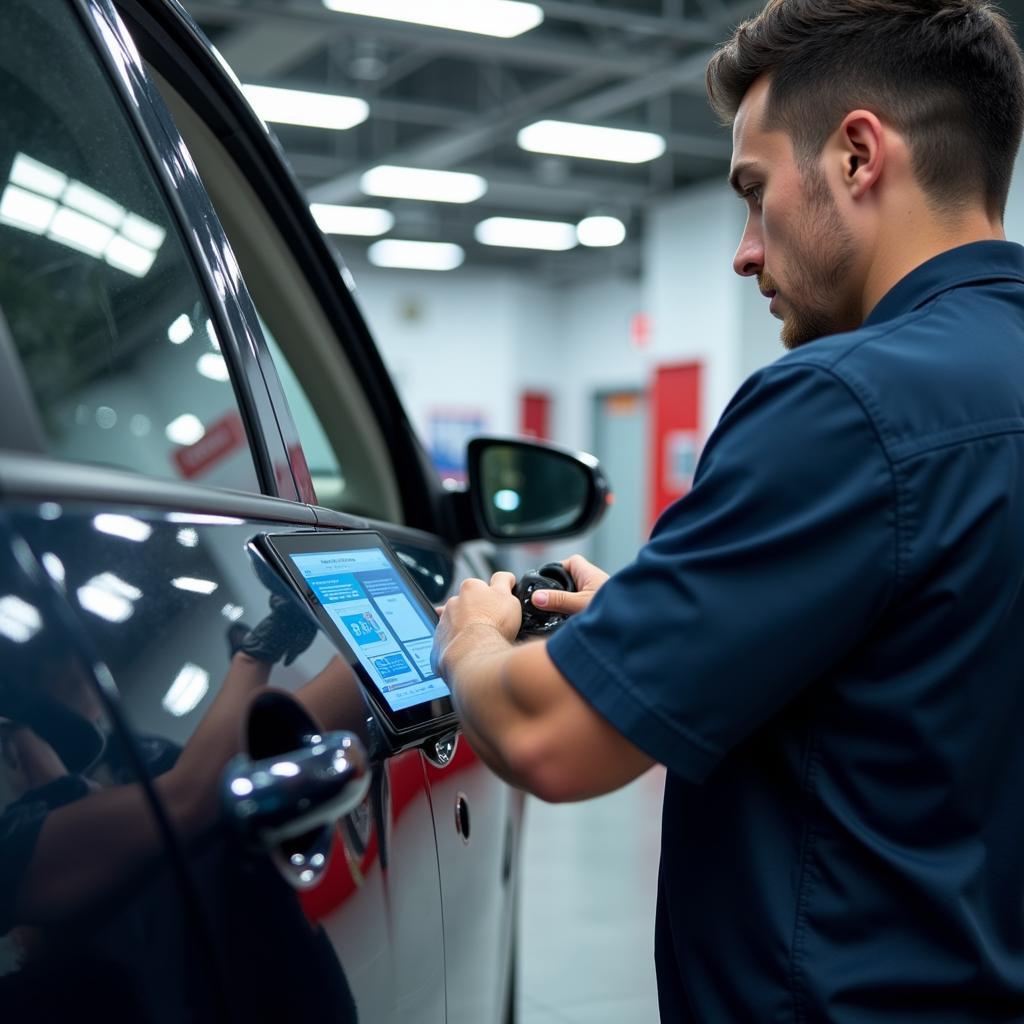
(289, 545, 451, 713)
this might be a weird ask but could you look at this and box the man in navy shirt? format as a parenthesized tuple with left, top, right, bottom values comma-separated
(434, 1, 1024, 1018)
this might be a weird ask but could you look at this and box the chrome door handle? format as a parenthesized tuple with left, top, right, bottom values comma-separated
(222, 730, 371, 846)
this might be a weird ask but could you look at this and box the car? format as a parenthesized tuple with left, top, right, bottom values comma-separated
(0, 0, 608, 1020)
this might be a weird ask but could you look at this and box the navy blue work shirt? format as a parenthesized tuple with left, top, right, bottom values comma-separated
(548, 241, 1024, 1022)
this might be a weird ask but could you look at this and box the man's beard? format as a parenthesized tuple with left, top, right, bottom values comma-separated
(760, 173, 857, 350)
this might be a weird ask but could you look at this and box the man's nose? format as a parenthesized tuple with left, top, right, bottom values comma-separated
(733, 231, 763, 278)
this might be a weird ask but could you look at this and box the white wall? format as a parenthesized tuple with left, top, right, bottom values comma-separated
(345, 161, 1024, 482)
(348, 264, 548, 443)
(344, 184, 783, 470)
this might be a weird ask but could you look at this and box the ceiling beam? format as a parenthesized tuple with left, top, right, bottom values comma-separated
(289, 153, 654, 208)
(214, 19, 330, 79)
(189, 3, 659, 78)
(258, 83, 732, 154)
(531, 1, 722, 42)
(307, 69, 614, 203)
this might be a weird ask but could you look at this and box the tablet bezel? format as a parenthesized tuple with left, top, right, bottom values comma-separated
(260, 530, 457, 738)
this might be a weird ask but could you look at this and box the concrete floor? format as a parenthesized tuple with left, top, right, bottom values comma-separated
(516, 766, 666, 1024)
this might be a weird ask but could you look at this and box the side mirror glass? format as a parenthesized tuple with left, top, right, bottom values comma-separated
(467, 437, 610, 542)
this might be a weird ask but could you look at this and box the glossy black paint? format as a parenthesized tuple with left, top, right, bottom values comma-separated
(0, 0, 607, 1018)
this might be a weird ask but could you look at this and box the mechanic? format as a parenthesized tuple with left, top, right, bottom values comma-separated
(432, 1, 1024, 1019)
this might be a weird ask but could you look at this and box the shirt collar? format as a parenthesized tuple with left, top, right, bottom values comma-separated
(864, 240, 1024, 328)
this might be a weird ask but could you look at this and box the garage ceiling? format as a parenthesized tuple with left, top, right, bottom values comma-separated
(180, 0, 1024, 280)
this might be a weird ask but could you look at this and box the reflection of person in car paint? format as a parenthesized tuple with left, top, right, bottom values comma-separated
(0, 585, 373, 934)
(0, 650, 271, 935)
(0, 591, 362, 1020)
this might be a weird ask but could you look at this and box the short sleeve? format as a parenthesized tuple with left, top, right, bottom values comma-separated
(547, 361, 897, 783)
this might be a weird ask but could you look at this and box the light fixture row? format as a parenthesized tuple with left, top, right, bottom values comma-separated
(321, 0, 544, 39)
(242, 84, 666, 167)
(312, 203, 624, 248)
(238, 4, 661, 272)
(357, 214, 627, 271)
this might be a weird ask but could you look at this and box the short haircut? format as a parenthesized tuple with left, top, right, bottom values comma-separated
(706, 0, 1024, 217)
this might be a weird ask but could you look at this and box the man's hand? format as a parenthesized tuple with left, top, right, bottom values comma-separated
(529, 554, 609, 617)
(433, 572, 523, 676)
(432, 564, 655, 801)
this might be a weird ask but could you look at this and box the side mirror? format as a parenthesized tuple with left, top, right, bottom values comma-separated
(466, 436, 611, 543)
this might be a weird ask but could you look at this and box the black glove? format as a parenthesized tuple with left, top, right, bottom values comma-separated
(228, 592, 318, 666)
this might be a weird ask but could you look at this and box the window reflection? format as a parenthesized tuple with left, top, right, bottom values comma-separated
(0, 1, 260, 493)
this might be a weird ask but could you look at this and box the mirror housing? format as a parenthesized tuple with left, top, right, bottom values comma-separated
(464, 436, 611, 543)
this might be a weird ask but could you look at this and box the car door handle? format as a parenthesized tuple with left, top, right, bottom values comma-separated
(221, 731, 371, 846)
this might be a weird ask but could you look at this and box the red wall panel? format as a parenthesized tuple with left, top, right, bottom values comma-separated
(649, 362, 703, 528)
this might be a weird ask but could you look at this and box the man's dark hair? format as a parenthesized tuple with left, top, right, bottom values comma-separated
(707, 0, 1024, 217)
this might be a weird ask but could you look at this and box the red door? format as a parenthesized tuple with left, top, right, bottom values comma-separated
(649, 362, 703, 527)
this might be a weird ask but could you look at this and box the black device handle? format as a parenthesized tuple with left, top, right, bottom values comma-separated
(514, 562, 577, 638)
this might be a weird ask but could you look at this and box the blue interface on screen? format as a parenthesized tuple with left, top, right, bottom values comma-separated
(290, 547, 450, 712)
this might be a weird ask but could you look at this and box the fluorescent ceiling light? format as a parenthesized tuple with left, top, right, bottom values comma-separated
(242, 84, 369, 131)
(165, 413, 206, 446)
(120, 213, 165, 250)
(361, 165, 487, 204)
(163, 663, 210, 716)
(368, 239, 465, 271)
(87, 572, 142, 602)
(494, 489, 521, 512)
(518, 120, 667, 164)
(172, 577, 219, 595)
(167, 513, 246, 525)
(0, 186, 57, 234)
(475, 216, 577, 251)
(105, 236, 157, 277)
(577, 215, 627, 248)
(310, 202, 394, 236)
(47, 207, 115, 257)
(322, 0, 543, 38)
(221, 603, 246, 621)
(63, 181, 124, 227)
(197, 352, 230, 382)
(93, 513, 153, 543)
(3, 154, 166, 277)
(168, 314, 193, 345)
(77, 572, 142, 623)
(10, 153, 67, 198)
(41, 552, 66, 588)
(176, 528, 200, 548)
(0, 595, 42, 643)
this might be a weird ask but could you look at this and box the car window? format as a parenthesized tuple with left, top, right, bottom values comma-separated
(143, 64, 404, 522)
(0, 0, 261, 494)
(258, 316, 347, 509)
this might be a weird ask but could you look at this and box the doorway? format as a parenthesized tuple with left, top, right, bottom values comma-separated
(591, 389, 648, 574)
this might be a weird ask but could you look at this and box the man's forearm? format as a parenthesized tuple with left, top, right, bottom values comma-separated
(440, 622, 532, 786)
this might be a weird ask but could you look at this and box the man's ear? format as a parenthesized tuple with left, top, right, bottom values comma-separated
(838, 110, 884, 199)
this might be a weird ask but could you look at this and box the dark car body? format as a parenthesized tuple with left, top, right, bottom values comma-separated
(0, 0, 602, 1018)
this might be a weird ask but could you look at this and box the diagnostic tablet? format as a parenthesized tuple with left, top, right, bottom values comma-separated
(260, 530, 456, 738)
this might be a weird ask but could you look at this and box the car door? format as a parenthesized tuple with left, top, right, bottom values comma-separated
(112, 4, 525, 1021)
(0, 509, 237, 1022)
(0, 1, 448, 1021)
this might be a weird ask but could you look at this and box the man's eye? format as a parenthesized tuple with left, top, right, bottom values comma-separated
(742, 185, 764, 207)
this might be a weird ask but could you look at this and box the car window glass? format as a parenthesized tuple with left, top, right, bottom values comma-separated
(0, 0, 260, 493)
(142, 63, 403, 522)
(257, 316, 346, 509)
